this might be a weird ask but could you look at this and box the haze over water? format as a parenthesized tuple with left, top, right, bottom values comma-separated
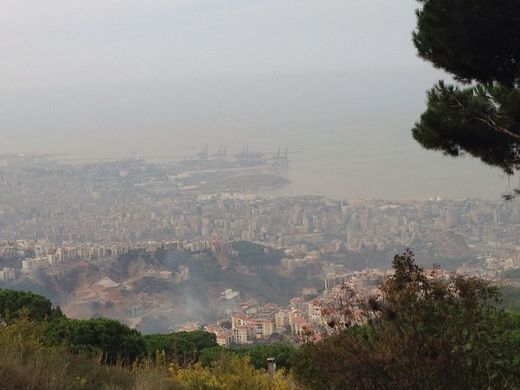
(0, 0, 507, 200)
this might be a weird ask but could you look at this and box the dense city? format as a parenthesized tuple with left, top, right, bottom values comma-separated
(1, 154, 519, 344)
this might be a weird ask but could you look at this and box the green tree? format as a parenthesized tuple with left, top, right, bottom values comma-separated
(413, 0, 520, 85)
(236, 343, 297, 370)
(0, 316, 136, 389)
(0, 289, 56, 322)
(411, 0, 520, 197)
(293, 250, 520, 389)
(46, 317, 145, 364)
(144, 330, 217, 366)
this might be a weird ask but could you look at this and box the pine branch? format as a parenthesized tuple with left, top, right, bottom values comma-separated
(474, 116, 520, 141)
(451, 94, 520, 141)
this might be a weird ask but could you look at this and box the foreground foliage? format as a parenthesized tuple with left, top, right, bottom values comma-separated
(199, 343, 297, 371)
(0, 287, 297, 389)
(171, 354, 295, 390)
(1, 250, 519, 389)
(144, 330, 218, 366)
(0, 315, 295, 389)
(293, 250, 520, 389)
(0, 316, 138, 390)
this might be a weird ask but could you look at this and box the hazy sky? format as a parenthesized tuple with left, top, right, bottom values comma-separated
(0, 1, 509, 199)
(1, 0, 426, 88)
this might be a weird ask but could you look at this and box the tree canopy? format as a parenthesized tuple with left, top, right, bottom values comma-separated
(412, 0, 520, 197)
(0, 289, 55, 322)
(46, 317, 146, 364)
(143, 330, 218, 366)
(413, 0, 520, 85)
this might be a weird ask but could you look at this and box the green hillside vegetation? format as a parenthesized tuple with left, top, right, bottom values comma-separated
(0, 289, 55, 321)
(144, 331, 219, 366)
(1, 249, 520, 389)
(0, 316, 294, 390)
(293, 251, 520, 389)
(0, 288, 296, 389)
(46, 317, 146, 364)
(199, 343, 297, 371)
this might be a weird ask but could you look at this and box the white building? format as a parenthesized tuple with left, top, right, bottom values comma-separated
(21, 257, 48, 272)
(0, 267, 15, 280)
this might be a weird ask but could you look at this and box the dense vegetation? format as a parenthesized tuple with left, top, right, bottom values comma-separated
(0, 316, 294, 390)
(199, 343, 297, 371)
(0, 287, 296, 389)
(0, 291, 220, 367)
(144, 331, 219, 366)
(46, 317, 147, 364)
(294, 251, 520, 389)
(0, 289, 55, 321)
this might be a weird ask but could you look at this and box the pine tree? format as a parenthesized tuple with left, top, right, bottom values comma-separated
(411, 0, 520, 197)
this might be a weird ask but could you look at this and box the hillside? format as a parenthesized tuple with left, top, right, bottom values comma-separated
(4, 243, 322, 333)
(1, 251, 519, 390)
